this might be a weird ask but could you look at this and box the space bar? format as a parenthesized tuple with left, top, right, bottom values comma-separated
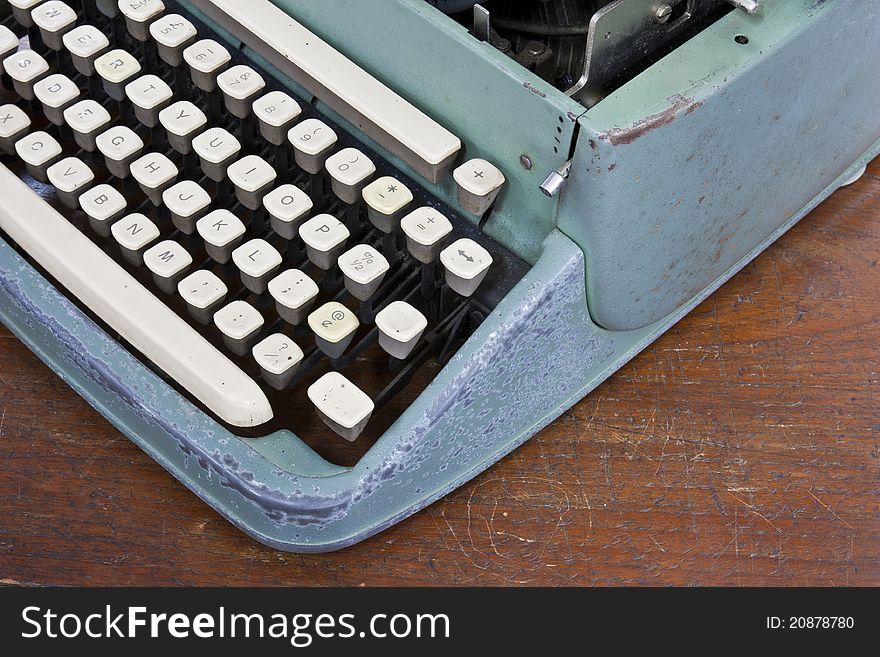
(0, 164, 273, 428)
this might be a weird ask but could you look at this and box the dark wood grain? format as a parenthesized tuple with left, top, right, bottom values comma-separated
(1, 159, 878, 587)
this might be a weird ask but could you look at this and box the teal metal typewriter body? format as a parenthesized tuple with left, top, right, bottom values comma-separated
(0, 0, 877, 551)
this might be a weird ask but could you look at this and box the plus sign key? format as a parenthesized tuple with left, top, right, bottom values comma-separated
(453, 158, 506, 215)
(400, 206, 452, 263)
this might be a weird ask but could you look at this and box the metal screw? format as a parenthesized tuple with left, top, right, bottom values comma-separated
(520, 155, 533, 170)
(653, 4, 673, 24)
(526, 40, 546, 57)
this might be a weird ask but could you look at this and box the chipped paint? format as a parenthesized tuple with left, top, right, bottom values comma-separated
(522, 81, 547, 98)
(597, 95, 703, 146)
(0, 232, 637, 551)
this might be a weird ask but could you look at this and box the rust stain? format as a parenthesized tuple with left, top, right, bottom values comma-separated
(598, 95, 703, 146)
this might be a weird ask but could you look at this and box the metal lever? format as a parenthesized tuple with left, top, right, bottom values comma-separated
(473, 4, 491, 42)
(540, 160, 573, 198)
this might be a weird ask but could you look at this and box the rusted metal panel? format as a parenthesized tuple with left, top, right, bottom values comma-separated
(561, 0, 880, 330)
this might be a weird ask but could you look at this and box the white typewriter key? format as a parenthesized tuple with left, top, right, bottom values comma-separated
(288, 118, 337, 174)
(192, 126, 240, 181)
(129, 151, 178, 205)
(4, 50, 50, 100)
(63, 25, 111, 76)
(214, 300, 264, 356)
(9, 0, 43, 28)
(440, 238, 493, 297)
(298, 214, 350, 270)
(33, 73, 79, 126)
(307, 301, 359, 359)
(454, 158, 506, 215)
(15, 131, 62, 182)
(0, 25, 21, 62)
(268, 269, 319, 325)
(94, 48, 142, 101)
(362, 176, 414, 233)
(111, 212, 160, 265)
(183, 38, 230, 92)
(79, 183, 127, 236)
(46, 156, 95, 209)
(118, 0, 165, 42)
(227, 154, 276, 210)
(252, 333, 304, 390)
(400, 206, 453, 263)
(232, 238, 282, 294)
(325, 147, 375, 204)
(197, 209, 246, 264)
(307, 371, 374, 441)
(337, 244, 390, 302)
(163, 180, 211, 234)
(158, 100, 206, 154)
(149, 14, 197, 66)
(63, 99, 111, 151)
(143, 239, 192, 294)
(0, 104, 31, 155)
(178, 269, 227, 324)
(375, 300, 428, 360)
(252, 90, 301, 145)
(31, 1, 77, 51)
(262, 184, 312, 239)
(216, 64, 265, 119)
(125, 74, 172, 128)
(95, 125, 144, 178)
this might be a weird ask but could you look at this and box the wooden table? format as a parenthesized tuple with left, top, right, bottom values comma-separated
(1, 159, 877, 587)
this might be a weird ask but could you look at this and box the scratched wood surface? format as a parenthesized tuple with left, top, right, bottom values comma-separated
(0, 159, 878, 587)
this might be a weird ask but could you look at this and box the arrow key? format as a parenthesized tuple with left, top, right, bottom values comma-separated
(440, 238, 493, 297)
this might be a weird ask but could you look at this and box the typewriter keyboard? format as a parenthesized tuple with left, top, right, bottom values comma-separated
(0, 0, 526, 465)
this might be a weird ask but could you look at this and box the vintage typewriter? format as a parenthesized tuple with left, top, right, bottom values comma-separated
(0, 0, 876, 551)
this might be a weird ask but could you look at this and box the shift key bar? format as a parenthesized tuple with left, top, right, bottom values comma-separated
(192, 0, 462, 183)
